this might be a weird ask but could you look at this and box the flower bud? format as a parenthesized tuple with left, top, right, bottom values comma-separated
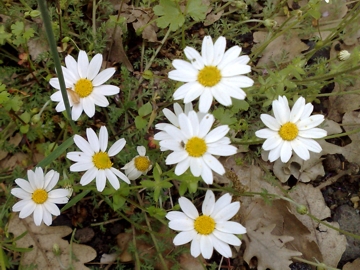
(296, 204, 308, 215)
(142, 70, 153, 80)
(264, 19, 277, 28)
(53, 243, 61, 256)
(338, 50, 350, 61)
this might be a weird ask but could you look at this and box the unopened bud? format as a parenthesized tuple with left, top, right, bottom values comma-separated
(338, 50, 350, 61)
(235, 1, 247, 9)
(264, 19, 277, 28)
(53, 243, 61, 256)
(142, 70, 153, 80)
(296, 204, 308, 215)
(317, 263, 327, 270)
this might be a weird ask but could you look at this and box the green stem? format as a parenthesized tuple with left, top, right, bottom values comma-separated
(37, 0, 77, 133)
(292, 257, 339, 270)
(136, 192, 168, 269)
(295, 64, 360, 83)
(323, 127, 360, 140)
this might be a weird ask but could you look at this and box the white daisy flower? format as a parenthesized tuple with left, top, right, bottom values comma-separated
(11, 167, 69, 226)
(168, 36, 254, 112)
(66, 126, 130, 192)
(166, 190, 246, 259)
(50, 50, 119, 121)
(122, 146, 152, 180)
(255, 96, 327, 163)
(155, 103, 206, 150)
(154, 110, 237, 184)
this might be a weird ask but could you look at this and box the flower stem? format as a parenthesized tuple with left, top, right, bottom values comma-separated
(37, 0, 77, 133)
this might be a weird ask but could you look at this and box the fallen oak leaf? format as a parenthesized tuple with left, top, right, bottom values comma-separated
(8, 214, 96, 270)
(243, 218, 302, 270)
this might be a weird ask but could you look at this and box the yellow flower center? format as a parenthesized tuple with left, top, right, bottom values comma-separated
(92, 152, 112, 169)
(32, 189, 48, 204)
(74, 78, 93, 98)
(134, 156, 151, 172)
(197, 66, 221, 87)
(278, 122, 299, 141)
(185, 137, 207, 157)
(194, 215, 215, 235)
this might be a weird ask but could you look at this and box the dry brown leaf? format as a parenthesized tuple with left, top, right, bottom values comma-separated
(328, 82, 360, 122)
(242, 199, 322, 264)
(204, 10, 224, 26)
(0, 153, 28, 170)
(0, 133, 22, 161)
(343, 258, 360, 270)
(341, 111, 360, 164)
(130, 8, 158, 42)
(8, 214, 96, 270)
(243, 218, 302, 270)
(253, 17, 308, 66)
(106, 27, 134, 71)
(289, 183, 346, 267)
(215, 154, 285, 207)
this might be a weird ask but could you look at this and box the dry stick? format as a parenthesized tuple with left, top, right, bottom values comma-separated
(316, 163, 359, 190)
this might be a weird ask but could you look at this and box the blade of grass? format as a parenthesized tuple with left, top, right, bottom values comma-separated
(36, 136, 74, 168)
(37, 0, 77, 134)
(61, 190, 91, 212)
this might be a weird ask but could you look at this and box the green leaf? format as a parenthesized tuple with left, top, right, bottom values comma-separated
(231, 99, 249, 113)
(153, 163, 162, 182)
(153, 0, 185, 31)
(23, 27, 35, 40)
(0, 25, 11, 45)
(20, 124, 29, 134)
(11, 21, 24, 36)
(0, 91, 9, 104)
(138, 102, 152, 116)
(4, 96, 23, 112)
(169, 170, 201, 195)
(135, 116, 147, 130)
(147, 206, 167, 219)
(187, 0, 208, 21)
(213, 107, 237, 125)
(141, 180, 155, 188)
(20, 111, 31, 123)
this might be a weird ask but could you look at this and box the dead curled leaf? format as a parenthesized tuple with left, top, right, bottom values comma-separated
(289, 183, 347, 267)
(243, 218, 302, 270)
(8, 215, 96, 270)
(253, 16, 309, 67)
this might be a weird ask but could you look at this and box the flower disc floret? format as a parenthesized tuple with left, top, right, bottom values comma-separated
(50, 50, 120, 121)
(255, 96, 327, 163)
(166, 190, 246, 259)
(32, 189, 48, 204)
(93, 152, 112, 169)
(279, 122, 298, 141)
(11, 167, 69, 226)
(197, 66, 221, 87)
(134, 156, 151, 172)
(66, 126, 130, 192)
(74, 78, 93, 97)
(194, 215, 215, 235)
(168, 36, 254, 112)
(122, 146, 152, 180)
(185, 137, 207, 157)
(155, 111, 237, 184)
